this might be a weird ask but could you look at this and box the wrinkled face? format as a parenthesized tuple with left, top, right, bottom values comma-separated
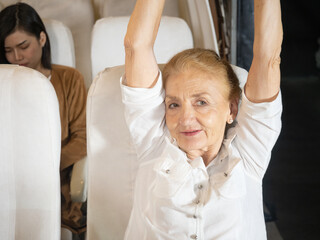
(4, 30, 45, 72)
(165, 69, 235, 159)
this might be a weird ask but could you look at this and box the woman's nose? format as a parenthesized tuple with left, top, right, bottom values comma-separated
(14, 50, 23, 61)
(179, 105, 195, 125)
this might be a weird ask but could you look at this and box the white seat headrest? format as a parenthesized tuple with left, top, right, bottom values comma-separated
(91, 16, 193, 79)
(43, 18, 76, 68)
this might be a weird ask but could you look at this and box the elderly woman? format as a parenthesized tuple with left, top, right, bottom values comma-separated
(0, 3, 87, 237)
(121, 0, 283, 239)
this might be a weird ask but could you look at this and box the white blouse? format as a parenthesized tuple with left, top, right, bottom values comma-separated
(120, 72, 282, 240)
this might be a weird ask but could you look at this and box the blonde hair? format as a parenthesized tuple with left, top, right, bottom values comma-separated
(163, 48, 241, 101)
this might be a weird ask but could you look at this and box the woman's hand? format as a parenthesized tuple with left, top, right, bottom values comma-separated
(124, 0, 165, 88)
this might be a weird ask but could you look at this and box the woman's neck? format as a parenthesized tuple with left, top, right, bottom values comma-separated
(186, 147, 219, 167)
(37, 66, 51, 78)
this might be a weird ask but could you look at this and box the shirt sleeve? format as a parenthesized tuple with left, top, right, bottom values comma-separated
(120, 71, 167, 162)
(60, 69, 87, 171)
(234, 90, 282, 181)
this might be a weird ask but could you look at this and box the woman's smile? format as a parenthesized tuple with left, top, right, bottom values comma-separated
(180, 129, 202, 137)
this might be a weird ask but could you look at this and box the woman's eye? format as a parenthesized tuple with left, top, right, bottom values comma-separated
(168, 103, 179, 109)
(4, 49, 12, 53)
(196, 100, 207, 106)
(20, 45, 29, 50)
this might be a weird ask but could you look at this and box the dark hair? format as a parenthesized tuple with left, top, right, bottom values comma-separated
(0, 2, 51, 69)
(163, 48, 242, 101)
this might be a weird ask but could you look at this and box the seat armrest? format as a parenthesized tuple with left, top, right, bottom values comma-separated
(70, 157, 88, 202)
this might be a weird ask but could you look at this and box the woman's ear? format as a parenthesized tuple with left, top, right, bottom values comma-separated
(39, 31, 47, 47)
(228, 99, 239, 124)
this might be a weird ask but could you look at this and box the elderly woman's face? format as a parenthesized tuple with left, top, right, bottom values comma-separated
(165, 70, 233, 159)
(4, 30, 46, 72)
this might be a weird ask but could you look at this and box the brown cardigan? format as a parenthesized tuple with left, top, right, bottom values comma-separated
(50, 64, 87, 234)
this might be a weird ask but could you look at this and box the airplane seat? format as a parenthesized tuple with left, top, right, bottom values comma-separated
(88, 15, 193, 240)
(0, 64, 61, 240)
(87, 65, 136, 240)
(90, 16, 194, 79)
(43, 19, 76, 68)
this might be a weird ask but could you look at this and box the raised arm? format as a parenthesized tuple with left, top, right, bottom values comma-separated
(124, 0, 165, 88)
(245, 0, 283, 102)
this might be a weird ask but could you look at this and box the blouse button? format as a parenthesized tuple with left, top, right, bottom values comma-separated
(190, 234, 198, 239)
(193, 215, 197, 219)
(198, 184, 203, 189)
(165, 169, 170, 174)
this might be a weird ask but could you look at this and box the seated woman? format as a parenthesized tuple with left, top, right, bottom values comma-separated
(0, 3, 87, 237)
(121, 0, 283, 239)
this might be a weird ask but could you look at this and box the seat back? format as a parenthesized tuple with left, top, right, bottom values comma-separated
(91, 16, 193, 79)
(87, 66, 135, 240)
(0, 64, 61, 240)
(87, 64, 248, 240)
(179, 0, 219, 53)
(43, 19, 76, 68)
